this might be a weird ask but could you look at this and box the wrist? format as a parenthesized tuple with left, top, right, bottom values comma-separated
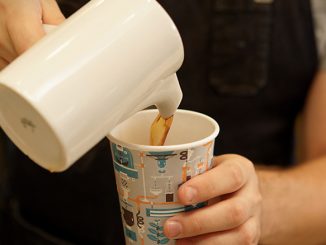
(256, 167, 289, 245)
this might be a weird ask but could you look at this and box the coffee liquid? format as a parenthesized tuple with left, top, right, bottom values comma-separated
(150, 114, 174, 146)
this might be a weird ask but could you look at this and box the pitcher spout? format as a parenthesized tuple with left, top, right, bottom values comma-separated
(155, 73, 183, 119)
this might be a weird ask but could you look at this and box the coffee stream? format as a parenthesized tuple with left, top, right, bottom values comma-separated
(150, 114, 174, 146)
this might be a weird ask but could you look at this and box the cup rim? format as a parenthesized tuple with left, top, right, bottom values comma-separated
(107, 109, 219, 151)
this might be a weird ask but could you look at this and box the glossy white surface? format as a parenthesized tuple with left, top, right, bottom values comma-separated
(0, 0, 184, 171)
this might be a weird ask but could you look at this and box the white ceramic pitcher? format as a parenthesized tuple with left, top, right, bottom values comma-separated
(0, 0, 184, 172)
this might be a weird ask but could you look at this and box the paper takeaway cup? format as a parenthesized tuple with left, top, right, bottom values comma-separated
(108, 109, 219, 245)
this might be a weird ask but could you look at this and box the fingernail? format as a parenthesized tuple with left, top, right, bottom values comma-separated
(165, 220, 182, 238)
(184, 186, 197, 203)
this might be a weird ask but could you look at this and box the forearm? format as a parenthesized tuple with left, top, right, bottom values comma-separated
(257, 156, 326, 245)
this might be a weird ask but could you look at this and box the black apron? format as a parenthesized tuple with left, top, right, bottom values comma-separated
(0, 0, 318, 244)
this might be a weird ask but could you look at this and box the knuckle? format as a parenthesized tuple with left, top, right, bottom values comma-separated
(205, 179, 219, 198)
(235, 154, 255, 171)
(227, 161, 246, 190)
(229, 201, 248, 225)
(239, 223, 257, 245)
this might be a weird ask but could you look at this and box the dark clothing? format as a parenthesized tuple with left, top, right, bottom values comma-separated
(0, 0, 318, 244)
(164, 0, 317, 165)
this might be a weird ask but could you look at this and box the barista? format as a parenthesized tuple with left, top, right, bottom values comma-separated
(1, 0, 326, 244)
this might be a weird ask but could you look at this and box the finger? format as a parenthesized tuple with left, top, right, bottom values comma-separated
(6, 1, 45, 54)
(178, 154, 254, 205)
(41, 0, 65, 24)
(164, 197, 254, 239)
(0, 39, 16, 62)
(0, 57, 9, 70)
(176, 217, 260, 245)
(0, 12, 17, 60)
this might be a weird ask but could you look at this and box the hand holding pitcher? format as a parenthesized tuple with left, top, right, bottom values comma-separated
(0, 0, 65, 69)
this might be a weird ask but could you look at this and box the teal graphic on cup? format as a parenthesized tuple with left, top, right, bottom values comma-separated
(108, 110, 219, 245)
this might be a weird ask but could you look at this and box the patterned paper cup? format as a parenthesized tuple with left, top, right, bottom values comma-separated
(108, 109, 219, 245)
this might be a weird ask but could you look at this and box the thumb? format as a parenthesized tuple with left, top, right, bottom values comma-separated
(41, 0, 65, 25)
(7, 2, 45, 55)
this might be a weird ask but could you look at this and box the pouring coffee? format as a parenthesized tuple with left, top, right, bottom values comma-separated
(0, 0, 183, 172)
